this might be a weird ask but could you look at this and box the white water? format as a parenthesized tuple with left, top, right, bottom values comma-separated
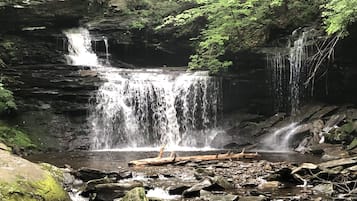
(289, 31, 309, 115)
(90, 70, 222, 149)
(64, 28, 100, 67)
(267, 51, 287, 112)
(268, 29, 312, 115)
(146, 188, 181, 200)
(259, 123, 299, 152)
(64, 28, 223, 150)
(103, 36, 110, 64)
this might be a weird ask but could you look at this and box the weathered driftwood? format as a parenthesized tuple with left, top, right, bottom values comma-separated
(128, 150, 259, 166)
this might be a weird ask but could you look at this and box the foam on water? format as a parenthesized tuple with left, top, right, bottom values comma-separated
(146, 188, 181, 200)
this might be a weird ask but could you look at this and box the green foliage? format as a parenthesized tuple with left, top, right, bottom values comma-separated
(0, 82, 16, 114)
(0, 124, 36, 150)
(158, 0, 324, 73)
(322, 0, 357, 36)
(122, 0, 182, 30)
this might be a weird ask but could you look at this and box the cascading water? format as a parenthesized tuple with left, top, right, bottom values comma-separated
(90, 70, 222, 150)
(103, 37, 109, 65)
(260, 123, 299, 152)
(264, 29, 316, 151)
(64, 28, 100, 67)
(267, 29, 313, 115)
(267, 51, 288, 112)
(64, 28, 222, 150)
(289, 31, 310, 115)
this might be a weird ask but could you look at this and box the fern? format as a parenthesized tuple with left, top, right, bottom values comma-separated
(0, 82, 16, 114)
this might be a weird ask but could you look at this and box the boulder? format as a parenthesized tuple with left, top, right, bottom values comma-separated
(167, 185, 190, 195)
(0, 149, 69, 201)
(183, 178, 212, 198)
(183, 176, 233, 198)
(74, 167, 122, 181)
(81, 179, 143, 200)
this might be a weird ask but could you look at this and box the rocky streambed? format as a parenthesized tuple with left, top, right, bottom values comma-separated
(23, 150, 357, 201)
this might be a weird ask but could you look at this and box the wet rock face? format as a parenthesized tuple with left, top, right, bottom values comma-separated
(2, 64, 102, 151)
(0, 0, 109, 66)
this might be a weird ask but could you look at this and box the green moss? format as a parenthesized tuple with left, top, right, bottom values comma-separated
(0, 124, 37, 150)
(347, 138, 357, 150)
(0, 172, 69, 201)
(122, 187, 148, 201)
(40, 163, 64, 183)
(326, 121, 357, 144)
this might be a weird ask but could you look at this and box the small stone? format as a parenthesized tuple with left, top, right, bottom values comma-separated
(200, 190, 239, 201)
(313, 183, 334, 195)
(122, 187, 148, 201)
(258, 181, 281, 190)
(239, 195, 266, 201)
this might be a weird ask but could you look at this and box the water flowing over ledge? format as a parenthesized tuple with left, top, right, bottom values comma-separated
(64, 27, 223, 151)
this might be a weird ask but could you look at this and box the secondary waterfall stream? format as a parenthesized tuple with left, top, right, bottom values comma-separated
(265, 29, 315, 151)
(64, 28, 222, 150)
(267, 29, 313, 115)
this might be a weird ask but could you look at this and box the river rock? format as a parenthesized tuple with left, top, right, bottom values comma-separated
(182, 176, 232, 198)
(74, 167, 121, 181)
(239, 195, 267, 201)
(83, 180, 143, 200)
(200, 190, 239, 201)
(183, 178, 213, 198)
(0, 149, 69, 200)
(258, 181, 282, 190)
(167, 185, 190, 195)
(313, 183, 334, 195)
(194, 167, 215, 179)
(121, 187, 148, 201)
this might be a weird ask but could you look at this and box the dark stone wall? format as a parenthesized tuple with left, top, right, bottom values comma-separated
(312, 24, 357, 106)
(2, 64, 101, 150)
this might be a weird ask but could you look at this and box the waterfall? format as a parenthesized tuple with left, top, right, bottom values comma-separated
(289, 31, 309, 115)
(267, 29, 313, 115)
(90, 70, 222, 150)
(267, 51, 288, 112)
(263, 29, 315, 151)
(103, 37, 110, 65)
(63, 28, 222, 150)
(63, 28, 100, 67)
(260, 123, 299, 152)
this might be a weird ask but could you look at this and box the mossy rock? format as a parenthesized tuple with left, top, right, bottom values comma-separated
(326, 121, 357, 144)
(122, 187, 148, 201)
(40, 163, 65, 183)
(347, 138, 357, 150)
(0, 150, 69, 201)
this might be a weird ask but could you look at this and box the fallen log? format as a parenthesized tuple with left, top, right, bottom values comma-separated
(128, 151, 259, 166)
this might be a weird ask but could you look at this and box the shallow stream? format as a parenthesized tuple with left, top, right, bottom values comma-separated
(26, 150, 320, 171)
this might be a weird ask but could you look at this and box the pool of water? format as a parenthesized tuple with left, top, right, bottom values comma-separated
(26, 150, 321, 171)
